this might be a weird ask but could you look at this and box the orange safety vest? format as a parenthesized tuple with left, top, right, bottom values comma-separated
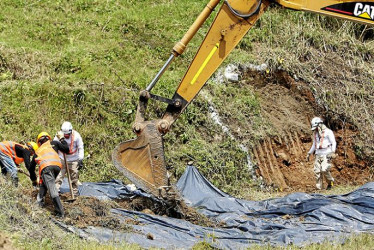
(0, 141, 27, 165)
(35, 141, 62, 184)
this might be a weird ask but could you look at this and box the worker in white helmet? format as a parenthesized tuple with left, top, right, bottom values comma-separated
(54, 121, 84, 196)
(306, 117, 337, 190)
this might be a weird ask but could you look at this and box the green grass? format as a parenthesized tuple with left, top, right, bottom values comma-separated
(0, 0, 374, 248)
(248, 233, 374, 250)
(0, 178, 140, 249)
(1, 0, 372, 186)
(240, 183, 362, 201)
(192, 233, 374, 250)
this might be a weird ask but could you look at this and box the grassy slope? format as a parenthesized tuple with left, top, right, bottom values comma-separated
(0, 0, 373, 248)
(0, 179, 141, 249)
(1, 0, 373, 189)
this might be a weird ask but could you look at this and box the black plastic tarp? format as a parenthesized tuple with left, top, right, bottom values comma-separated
(57, 166, 374, 249)
(60, 178, 152, 200)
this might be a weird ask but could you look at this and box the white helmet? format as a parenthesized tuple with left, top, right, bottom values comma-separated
(310, 117, 323, 130)
(61, 121, 73, 134)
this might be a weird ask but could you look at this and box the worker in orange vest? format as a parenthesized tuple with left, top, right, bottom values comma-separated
(30, 132, 69, 217)
(0, 141, 39, 187)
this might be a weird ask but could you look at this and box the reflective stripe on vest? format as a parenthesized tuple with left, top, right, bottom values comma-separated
(318, 130, 325, 149)
(35, 141, 62, 184)
(315, 130, 331, 150)
(68, 131, 78, 155)
(0, 141, 25, 165)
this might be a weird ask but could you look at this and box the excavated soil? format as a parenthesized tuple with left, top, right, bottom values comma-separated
(115, 196, 221, 227)
(242, 70, 373, 191)
(59, 195, 132, 231)
(30, 191, 220, 230)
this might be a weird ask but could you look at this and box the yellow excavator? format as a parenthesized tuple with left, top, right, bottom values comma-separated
(112, 0, 374, 199)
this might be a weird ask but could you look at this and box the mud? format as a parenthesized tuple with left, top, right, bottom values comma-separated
(243, 70, 373, 191)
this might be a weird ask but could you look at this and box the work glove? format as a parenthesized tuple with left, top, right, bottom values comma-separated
(306, 153, 310, 162)
(78, 160, 84, 170)
(327, 152, 337, 162)
(56, 131, 64, 141)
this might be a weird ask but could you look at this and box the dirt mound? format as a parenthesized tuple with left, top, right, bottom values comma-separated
(27, 191, 220, 229)
(116, 196, 220, 227)
(60, 195, 132, 231)
(243, 70, 373, 191)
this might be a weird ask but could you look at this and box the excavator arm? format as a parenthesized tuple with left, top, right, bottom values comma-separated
(112, 0, 374, 198)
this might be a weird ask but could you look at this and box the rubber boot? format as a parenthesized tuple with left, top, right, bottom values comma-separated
(52, 197, 65, 218)
(11, 177, 19, 187)
(327, 180, 333, 190)
(36, 193, 45, 207)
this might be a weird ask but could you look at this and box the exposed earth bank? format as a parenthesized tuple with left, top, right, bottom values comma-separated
(242, 69, 372, 191)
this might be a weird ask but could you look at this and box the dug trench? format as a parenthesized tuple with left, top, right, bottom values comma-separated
(241, 69, 373, 192)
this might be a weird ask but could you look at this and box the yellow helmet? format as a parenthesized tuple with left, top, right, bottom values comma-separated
(36, 132, 51, 146)
(26, 141, 39, 152)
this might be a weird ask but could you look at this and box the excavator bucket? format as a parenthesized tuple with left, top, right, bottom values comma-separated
(112, 121, 169, 197)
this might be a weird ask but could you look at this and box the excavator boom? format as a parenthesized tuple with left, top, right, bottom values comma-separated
(113, 0, 374, 198)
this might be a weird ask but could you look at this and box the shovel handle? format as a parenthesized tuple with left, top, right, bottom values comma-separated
(17, 167, 30, 177)
(63, 153, 75, 200)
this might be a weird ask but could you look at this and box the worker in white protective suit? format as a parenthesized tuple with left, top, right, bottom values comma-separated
(54, 121, 84, 196)
(306, 117, 337, 190)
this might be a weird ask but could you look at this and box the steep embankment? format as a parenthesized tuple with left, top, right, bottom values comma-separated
(0, 0, 374, 248)
(186, 9, 374, 192)
(0, 1, 372, 193)
(242, 69, 370, 191)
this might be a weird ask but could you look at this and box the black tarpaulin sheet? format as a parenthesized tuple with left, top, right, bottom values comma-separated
(57, 166, 374, 249)
(60, 178, 152, 200)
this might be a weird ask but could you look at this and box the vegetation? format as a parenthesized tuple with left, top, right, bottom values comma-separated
(0, 0, 373, 248)
(193, 233, 374, 250)
(0, 178, 140, 249)
(1, 0, 373, 188)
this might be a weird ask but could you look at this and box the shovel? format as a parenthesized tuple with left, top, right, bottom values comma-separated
(63, 153, 76, 201)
